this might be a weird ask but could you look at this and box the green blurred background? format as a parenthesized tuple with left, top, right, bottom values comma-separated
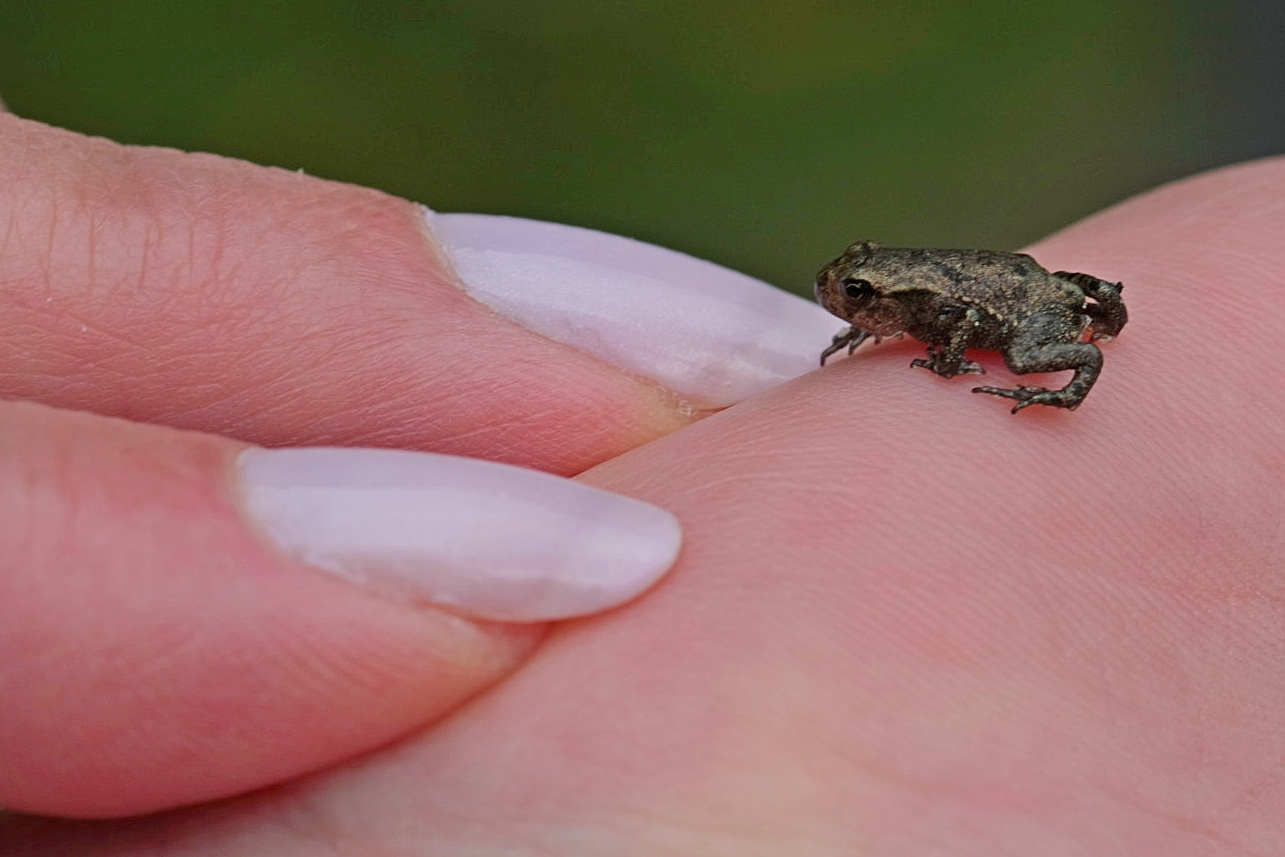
(2, 1, 1281, 294)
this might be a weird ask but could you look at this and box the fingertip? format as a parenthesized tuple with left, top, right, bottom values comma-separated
(235, 446, 683, 622)
(0, 403, 549, 818)
(0, 121, 697, 471)
(428, 211, 840, 409)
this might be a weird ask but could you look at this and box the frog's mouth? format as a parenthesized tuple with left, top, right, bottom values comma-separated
(815, 268, 882, 323)
(813, 273, 841, 315)
(814, 264, 867, 314)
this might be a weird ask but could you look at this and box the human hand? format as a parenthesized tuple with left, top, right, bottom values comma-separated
(0, 110, 834, 824)
(7, 109, 1284, 854)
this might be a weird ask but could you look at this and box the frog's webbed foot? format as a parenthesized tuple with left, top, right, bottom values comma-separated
(820, 327, 879, 366)
(911, 346, 984, 378)
(971, 384, 1077, 413)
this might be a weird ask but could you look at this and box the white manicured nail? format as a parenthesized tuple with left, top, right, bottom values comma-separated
(427, 212, 840, 408)
(236, 447, 682, 622)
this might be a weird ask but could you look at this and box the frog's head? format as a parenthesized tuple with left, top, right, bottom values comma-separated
(814, 241, 909, 336)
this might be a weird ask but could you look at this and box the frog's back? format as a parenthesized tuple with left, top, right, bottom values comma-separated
(884, 247, 1082, 317)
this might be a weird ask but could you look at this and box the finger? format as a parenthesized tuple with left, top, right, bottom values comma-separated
(32, 159, 1277, 852)
(0, 115, 835, 474)
(0, 400, 680, 819)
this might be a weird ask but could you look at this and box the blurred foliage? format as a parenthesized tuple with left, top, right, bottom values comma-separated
(1, 0, 1272, 293)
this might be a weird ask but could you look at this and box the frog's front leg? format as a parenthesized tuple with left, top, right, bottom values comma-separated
(820, 326, 877, 366)
(1053, 271, 1128, 339)
(972, 313, 1104, 412)
(910, 306, 983, 377)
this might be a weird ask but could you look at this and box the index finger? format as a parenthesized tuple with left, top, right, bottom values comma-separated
(0, 115, 836, 473)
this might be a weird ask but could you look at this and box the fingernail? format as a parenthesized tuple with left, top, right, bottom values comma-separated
(235, 447, 682, 622)
(426, 211, 840, 408)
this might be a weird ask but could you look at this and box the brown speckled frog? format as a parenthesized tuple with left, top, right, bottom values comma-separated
(815, 242, 1128, 413)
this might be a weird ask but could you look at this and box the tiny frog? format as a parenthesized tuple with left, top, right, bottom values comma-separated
(815, 242, 1128, 412)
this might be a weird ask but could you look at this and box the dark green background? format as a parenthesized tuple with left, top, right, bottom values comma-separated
(3, 1, 1282, 294)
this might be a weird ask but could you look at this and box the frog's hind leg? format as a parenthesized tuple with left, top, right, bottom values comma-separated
(972, 311, 1104, 413)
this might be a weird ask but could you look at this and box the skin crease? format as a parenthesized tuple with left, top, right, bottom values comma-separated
(3, 108, 1285, 854)
(0, 115, 687, 475)
(0, 112, 687, 819)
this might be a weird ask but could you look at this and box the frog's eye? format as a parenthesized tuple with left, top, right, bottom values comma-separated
(842, 278, 874, 299)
